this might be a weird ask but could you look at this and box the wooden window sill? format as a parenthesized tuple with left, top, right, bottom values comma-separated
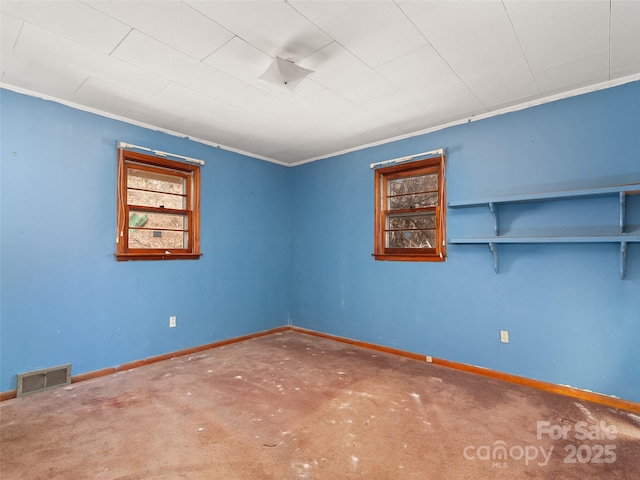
(372, 253, 445, 262)
(115, 253, 202, 261)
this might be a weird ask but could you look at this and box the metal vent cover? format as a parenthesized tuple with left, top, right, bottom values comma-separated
(17, 364, 71, 397)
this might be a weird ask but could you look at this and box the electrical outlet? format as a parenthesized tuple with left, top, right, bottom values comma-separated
(500, 330, 509, 343)
(170, 316, 176, 328)
(426, 356, 433, 363)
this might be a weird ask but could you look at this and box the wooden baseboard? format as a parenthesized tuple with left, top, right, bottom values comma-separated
(71, 367, 117, 383)
(287, 326, 428, 362)
(290, 326, 640, 414)
(0, 326, 290, 402)
(431, 357, 640, 414)
(116, 325, 290, 372)
(2, 324, 638, 414)
(0, 390, 17, 402)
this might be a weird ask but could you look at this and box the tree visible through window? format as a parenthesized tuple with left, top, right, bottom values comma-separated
(373, 155, 446, 261)
(116, 149, 201, 261)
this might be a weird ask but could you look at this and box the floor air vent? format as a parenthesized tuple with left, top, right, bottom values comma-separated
(17, 364, 71, 397)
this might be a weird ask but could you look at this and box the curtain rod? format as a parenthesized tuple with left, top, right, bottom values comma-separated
(369, 148, 444, 169)
(118, 142, 205, 166)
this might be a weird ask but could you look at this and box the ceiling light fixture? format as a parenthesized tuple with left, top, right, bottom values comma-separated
(258, 56, 314, 92)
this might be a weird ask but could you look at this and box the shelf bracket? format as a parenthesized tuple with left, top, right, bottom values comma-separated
(619, 192, 626, 234)
(488, 202, 498, 235)
(620, 242, 627, 280)
(488, 242, 499, 274)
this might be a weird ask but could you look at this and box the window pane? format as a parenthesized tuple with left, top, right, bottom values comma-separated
(128, 168, 185, 195)
(386, 229, 436, 249)
(388, 172, 438, 196)
(128, 229, 188, 249)
(129, 211, 187, 230)
(127, 189, 185, 209)
(388, 192, 438, 210)
(387, 214, 436, 230)
(386, 212, 436, 248)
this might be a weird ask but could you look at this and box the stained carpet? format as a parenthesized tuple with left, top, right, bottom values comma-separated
(1, 331, 639, 479)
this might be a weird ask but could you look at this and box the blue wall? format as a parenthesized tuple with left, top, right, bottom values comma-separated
(290, 81, 640, 402)
(0, 89, 290, 392)
(2, 82, 639, 403)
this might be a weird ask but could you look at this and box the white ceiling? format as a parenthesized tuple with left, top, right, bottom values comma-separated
(1, 1, 639, 165)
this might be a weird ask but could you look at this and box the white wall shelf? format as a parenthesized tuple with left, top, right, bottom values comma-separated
(448, 183, 640, 278)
